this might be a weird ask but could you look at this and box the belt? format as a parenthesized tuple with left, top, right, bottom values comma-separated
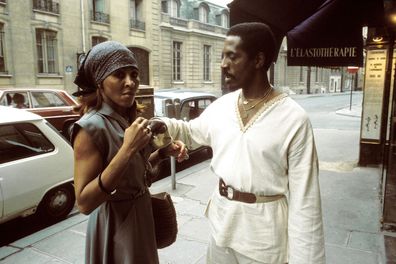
(219, 179, 284, 203)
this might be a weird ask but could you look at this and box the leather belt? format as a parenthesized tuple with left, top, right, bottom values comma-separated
(219, 179, 284, 203)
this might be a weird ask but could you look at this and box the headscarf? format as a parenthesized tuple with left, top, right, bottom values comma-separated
(73, 41, 138, 97)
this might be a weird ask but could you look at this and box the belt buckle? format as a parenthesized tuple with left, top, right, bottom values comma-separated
(225, 186, 234, 200)
(220, 180, 235, 200)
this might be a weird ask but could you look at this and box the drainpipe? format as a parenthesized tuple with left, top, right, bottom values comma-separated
(81, 0, 86, 53)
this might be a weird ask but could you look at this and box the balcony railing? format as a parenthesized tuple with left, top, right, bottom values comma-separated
(130, 19, 145, 31)
(196, 21, 215, 32)
(170, 17, 188, 28)
(91, 11, 110, 24)
(33, 0, 59, 14)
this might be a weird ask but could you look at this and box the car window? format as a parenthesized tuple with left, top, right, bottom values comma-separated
(198, 99, 212, 109)
(180, 99, 213, 121)
(0, 92, 30, 109)
(0, 123, 55, 164)
(31, 92, 67, 108)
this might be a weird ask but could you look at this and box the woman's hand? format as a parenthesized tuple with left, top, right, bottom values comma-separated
(122, 117, 152, 154)
(160, 140, 189, 163)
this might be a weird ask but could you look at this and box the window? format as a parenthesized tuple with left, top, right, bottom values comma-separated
(92, 0, 109, 23)
(33, 0, 60, 14)
(170, 0, 180, 17)
(0, 123, 54, 164)
(129, 47, 149, 85)
(92, 36, 107, 47)
(203, 45, 211, 81)
(199, 5, 208, 23)
(161, 0, 179, 17)
(180, 98, 214, 121)
(0, 92, 30, 108)
(31, 91, 67, 108)
(161, 0, 168, 13)
(173, 41, 182, 81)
(130, 0, 145, 30)
(221, 13, 228, 27)
(36, 29, 58, 74)
(299, 66, 304, 82)
(0, 23, 6, 73)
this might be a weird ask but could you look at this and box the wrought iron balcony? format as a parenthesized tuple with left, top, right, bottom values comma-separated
(91, 11, 110, 24)
(130, 19, 145, 31)
(33, 0, 59, 14)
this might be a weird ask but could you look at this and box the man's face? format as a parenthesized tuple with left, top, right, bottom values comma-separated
(221, 35, 255, 91)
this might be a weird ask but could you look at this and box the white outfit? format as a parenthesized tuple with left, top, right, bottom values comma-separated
(163, 89, 325, 264)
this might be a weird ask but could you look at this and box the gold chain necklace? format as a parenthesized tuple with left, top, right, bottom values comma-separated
(240, 88, 273, 112)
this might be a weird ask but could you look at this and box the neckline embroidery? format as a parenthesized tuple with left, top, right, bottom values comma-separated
(235, 91, 288, 133)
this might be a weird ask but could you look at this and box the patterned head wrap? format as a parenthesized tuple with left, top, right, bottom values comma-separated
(73, 41, 138, 96)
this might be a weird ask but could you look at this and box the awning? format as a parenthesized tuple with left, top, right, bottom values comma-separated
(228, 0, 384, 67)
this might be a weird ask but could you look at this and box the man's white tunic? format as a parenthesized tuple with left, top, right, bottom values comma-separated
(163, 90, 325, 264)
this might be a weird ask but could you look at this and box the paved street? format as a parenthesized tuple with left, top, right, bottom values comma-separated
(0, 91, 393, 263)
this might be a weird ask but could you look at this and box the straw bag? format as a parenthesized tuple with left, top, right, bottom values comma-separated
(151, 192, 178, 248)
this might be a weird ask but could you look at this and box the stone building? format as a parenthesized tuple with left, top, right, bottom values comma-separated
(0, 0, 228, 96)
(0, 0, 358, 96)
(159, 0, 229, 94)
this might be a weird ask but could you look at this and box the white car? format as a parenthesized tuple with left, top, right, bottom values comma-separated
(0, 106, 75, 224)
(154, 89, 217, 121)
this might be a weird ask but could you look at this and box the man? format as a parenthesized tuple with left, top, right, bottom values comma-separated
(164, 22, 325, 263)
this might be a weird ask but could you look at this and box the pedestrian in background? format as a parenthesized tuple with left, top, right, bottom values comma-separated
(162, 22, 325, 263)
(71, 41, 187, 264)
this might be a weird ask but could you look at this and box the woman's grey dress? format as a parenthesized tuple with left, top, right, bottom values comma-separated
(72, 103, 159, 264)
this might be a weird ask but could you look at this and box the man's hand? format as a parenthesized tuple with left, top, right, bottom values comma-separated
(160, 140, 189, 163)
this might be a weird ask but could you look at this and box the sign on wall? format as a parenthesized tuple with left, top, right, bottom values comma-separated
(361, 49, 387, 140)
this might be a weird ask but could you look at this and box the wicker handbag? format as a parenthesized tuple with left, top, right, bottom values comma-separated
(151, 192, 178, 248)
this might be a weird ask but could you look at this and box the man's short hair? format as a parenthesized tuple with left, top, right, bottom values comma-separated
(227, 22, 276, 71)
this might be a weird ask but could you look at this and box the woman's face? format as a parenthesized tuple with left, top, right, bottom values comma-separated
(101, 67, 140, 112)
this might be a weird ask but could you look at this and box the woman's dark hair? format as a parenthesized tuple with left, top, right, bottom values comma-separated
(227, 22, 276, 71)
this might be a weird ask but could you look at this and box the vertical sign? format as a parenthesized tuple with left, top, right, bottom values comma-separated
(361, 49, 387, 140)
(387, 49, 396, 140)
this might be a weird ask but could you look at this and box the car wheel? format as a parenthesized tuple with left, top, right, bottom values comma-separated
(37, 183, 75, 222)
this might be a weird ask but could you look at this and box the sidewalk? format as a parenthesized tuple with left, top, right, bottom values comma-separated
(0, 104, 390, 264)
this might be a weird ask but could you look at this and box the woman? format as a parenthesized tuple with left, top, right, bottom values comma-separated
(72, 41, 186, 264)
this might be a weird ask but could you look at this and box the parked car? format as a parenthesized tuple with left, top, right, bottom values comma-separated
(154, 89, 217, 121)
(153, 89, 217, 179)
(0, 106, 75, 224)
(0, 88, 80, 139)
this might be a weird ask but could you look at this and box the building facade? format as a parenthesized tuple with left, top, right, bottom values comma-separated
(0, 0, 229, 96)
(159, 0, 229, 94)
(0, 0, 358, 96)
